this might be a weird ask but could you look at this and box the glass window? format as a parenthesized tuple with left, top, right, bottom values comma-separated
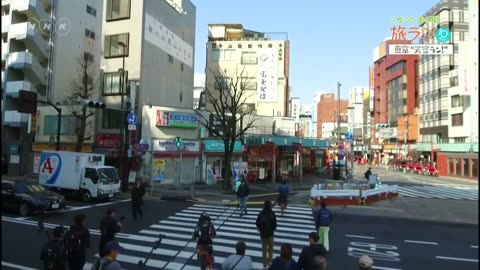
(240, 77, 257, 90)
(106, 0, 130, 21)
(102, 109, 123, 129)
(451, 95, 463, 107)
(84, 168, 99, 184)
(103, 72, 127, 95)
(86, 5, 97, 16)
(472, 159, 478, 177)
(211, 49, 220, 60)
(463, 158, 469, 177)
(104, 33, 129, 58)
(455, 158, 461, 176)
(448, 158, 453, 175)
(241, 52, 257, 64)
(43, 116, 78, 135)
(451, 113, 463, 126)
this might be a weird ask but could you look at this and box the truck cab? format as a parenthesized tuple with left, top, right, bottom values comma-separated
(81, 166, 120, 202)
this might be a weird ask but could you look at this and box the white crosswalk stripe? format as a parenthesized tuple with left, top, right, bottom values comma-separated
(84, 204, 315, 270)
(397, 185, 478, 200)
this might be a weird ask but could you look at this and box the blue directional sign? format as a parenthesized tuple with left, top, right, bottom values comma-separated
(345, 131, 353, 141)
(127, 113, 138, 125)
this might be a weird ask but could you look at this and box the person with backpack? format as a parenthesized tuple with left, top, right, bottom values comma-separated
(131, 177, 146, 221)
(315, 202, 333, 252)
(91, 241, 123, 270)
(269, 243, 298, 270)
(236, 179, 249, 216)
(221, 241, 253, 270)
(99, 208, 122, 257)
(192, 212, 216, 270)
(40, 226, 68, 270)
(256, 200, 278, 269)
(65, 214, 90, 270)
(297, 232, 327, 270)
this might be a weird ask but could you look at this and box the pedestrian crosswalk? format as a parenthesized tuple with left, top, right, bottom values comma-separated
(84, 204, 316, 270)
(397, 185, 478, 200)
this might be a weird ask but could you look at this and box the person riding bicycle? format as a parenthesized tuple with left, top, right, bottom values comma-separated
(277, 180, 290, 207)
(192, 212, 216, 270)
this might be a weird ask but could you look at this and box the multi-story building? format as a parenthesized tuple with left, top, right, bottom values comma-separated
(348, 87, 368, 142)
(372, 39, 419, 148)
(316, 93, 349, 141)
(299, 104, 312, 138)
(418, 0, 469, 143)
(193, 72, 205, 109)
(205, 24, 290, 117)
(2, 0, 103, 175)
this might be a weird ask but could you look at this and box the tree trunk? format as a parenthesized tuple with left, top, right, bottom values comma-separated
(223, 151, 233, 191)
(75, 106, 87, 152)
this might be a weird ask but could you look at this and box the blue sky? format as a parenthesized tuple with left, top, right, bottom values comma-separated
(191, 0, 440, 104)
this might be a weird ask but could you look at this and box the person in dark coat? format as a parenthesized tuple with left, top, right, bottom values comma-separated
(269, 243, 298, 270)
(99, 208, 122, 257)
(236, 179, 250, 216)
(256, 200, 278, 268)
(297, 232, 327, 270)
(40, 226, 68, 270)
(131, 178, 146, 220)
(65, 214, 90, 270)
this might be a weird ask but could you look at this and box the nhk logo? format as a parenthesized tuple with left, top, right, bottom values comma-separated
(27, 17, 71, 36)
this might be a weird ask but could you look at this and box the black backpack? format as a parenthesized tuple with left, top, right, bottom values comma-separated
(64, 228, 84, 255)
(92, 258, 112, 270)
(41, 240, 65, 269)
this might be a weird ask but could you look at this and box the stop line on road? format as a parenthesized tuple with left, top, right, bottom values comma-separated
(83, 204, 316, 270)
(397, 185, 478, 200)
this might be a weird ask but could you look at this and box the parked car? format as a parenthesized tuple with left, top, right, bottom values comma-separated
(1, 180, 67, 216)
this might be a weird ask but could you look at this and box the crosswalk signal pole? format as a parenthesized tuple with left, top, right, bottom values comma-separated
(176, 137, 183, 185)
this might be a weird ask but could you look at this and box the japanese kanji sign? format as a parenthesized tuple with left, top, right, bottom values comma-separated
(257, 49, 278, 102)
(388, 44, 453, 55)
(458, 42, 471, 96)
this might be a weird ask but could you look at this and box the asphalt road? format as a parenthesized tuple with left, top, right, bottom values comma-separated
(2, 200, 478, 270)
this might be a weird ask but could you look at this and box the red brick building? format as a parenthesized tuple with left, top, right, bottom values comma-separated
(372, 40, 419, 145)
(316, 94, 349, 139)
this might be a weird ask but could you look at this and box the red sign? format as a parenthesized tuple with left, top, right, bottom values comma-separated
(97, 134, 121, 148)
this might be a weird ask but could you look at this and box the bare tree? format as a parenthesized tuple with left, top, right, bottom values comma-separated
(64, 41, 98, 152)
(195, 67, 256, 190)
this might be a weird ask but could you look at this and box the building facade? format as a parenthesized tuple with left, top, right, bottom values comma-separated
(316, 93, 349, 141)
(193, 72, 205, 109)
(2, 0, 103, 175)
(205, 24, 290, 117)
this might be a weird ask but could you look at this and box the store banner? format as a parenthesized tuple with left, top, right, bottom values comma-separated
(152, 159, 166, 181)
(203, 140, 242, 152)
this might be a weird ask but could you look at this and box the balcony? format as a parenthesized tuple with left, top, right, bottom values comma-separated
(9, 22, 48, 60)
(10, 0, 50, 22)
(2, 15, 10, 34)
(7, 51, 47, 86)
(5, 80, 37, 98)
(1, 41, 8, 61)
(3, 111, 29, 127)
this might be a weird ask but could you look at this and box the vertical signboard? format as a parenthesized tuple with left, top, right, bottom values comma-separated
(257, 49, 278, 102)
(369, 66, 374, 89)
(290, 98, 300, 123)
(369, 89, 374, 112)
(458, 42, 470, 96)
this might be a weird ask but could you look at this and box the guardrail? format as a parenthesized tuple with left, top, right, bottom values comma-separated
(309, 184, 399, 206)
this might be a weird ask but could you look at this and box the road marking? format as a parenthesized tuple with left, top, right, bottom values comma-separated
(404, 240, 438, 245)
(62, 199, 131, 212)
(372, 266, 403, 270)
(471, 245, 478, 249)
(436, 256, 478, 262)
(1, 261, 38, 270)
(345, 234, 375, 239)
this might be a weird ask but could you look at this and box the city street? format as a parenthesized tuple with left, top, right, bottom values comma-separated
(2, 200, 478, 270)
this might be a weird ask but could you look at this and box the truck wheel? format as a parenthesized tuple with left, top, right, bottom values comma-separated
(82, 190, 92, 202)
(19, 203, 30, 217)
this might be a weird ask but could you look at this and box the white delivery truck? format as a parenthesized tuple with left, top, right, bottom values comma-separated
(38, 151, 121, 202)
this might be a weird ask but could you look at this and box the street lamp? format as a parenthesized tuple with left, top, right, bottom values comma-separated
(348, 106, 355, 180)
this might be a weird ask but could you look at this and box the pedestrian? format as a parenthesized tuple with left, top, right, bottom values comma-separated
(312, 256, 327, 270)
(131, 177, 146, 221)
(256, 200, 277, 269)
(40, 226, 68, 270)
(91, 241, 123, 270)
(192, 212, 216, 270)
(221, 241, 253, 270)
(269, 243, 298, 270)
(297, 232, 327, 270)
(64, 214, 90, 270)
(237, 179, 249, 216)
(99, 208, 122, 257)
(315, 202, 333, 252)
(358, 255, 373, 270)
(364, 167, 372, 181)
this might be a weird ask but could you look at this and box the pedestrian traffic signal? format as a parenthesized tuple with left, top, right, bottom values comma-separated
(82, 99, 106, 109)
(175, 136, 182, 148)
(18, 90, 38, 114)
(376, 124, 389, 129)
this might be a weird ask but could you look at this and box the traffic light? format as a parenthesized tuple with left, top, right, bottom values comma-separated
(18, 90, 38, 114)
(82, 99, 106, 109)
(376, 124, 389, 129)
(175, 136, 182, 148)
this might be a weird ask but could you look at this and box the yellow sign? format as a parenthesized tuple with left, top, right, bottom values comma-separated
(383, 144, 396, 150)
(32, 144, 92, 152)
(379, 42, 386, 59)
(369, 66, 374, 89)
(31, 113, 38, 132)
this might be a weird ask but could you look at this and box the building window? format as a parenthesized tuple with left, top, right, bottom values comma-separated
(168, 54, 173, 63)
(85, 29, 95, 40)
(86, 5, 97, 16)
(179, 92, 183, 102)
(459, 32, 465, 41)
(180, 62, 184, 71)
(451, 113, 463, 126)
(104, 33, 129, 58)
(450, 76, 459, 87)
(240, 77, 257, 90)
(84, 52, 94, 62)
(214, 77, 231, 90)
(268, 44, 273, 48)
(44, 116, 79, 135)
(103, 72, 128, 95)
(102, 109, 123, 129)
(211, 49, 220, 60)
(106, 0, 131, 21)
(451, 95, 463, 107)
(241, 52, 257, 64)
(238, 44, 242, 49)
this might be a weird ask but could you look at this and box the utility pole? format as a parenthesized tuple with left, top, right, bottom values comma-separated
(337, 82, 341, 146)
(404, 116, 409, 159)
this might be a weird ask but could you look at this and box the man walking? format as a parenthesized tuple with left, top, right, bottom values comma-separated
(65, 214, 90, 270)
(237, 180, 249, 216)
(92, 241, 124, 270)
(40, 226, 68, 270)
(131, 178, 146, 220)
(256, 200, 277, 269)
(99, 208, 122, 257)
(297, 232, 327, 270)
(315, 202, 333, 252)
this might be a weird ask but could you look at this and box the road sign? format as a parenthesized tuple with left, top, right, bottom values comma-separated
(345, 131, 353, 141)
(128, 124, 136, 130)
(127, 113, 138, 125)
(141, 143, 149, 150)
(345, 143, 351, 151)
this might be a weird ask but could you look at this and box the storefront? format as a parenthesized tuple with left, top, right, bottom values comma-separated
(382, 144, 397, 165)
(150, 139, 200, 184)
(436, 152, 478, 179)
(92, 134, 122, 167)
(202, 140, 244, 184)
(246, 144, 276, 182)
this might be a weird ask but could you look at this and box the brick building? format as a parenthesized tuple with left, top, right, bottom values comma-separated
(316, 94, 349, 140)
